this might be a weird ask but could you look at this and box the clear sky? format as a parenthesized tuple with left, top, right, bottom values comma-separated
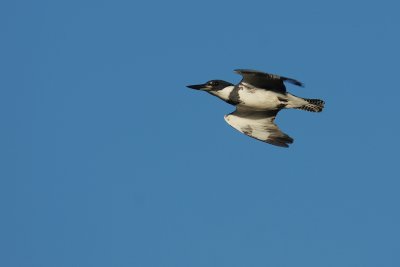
(1, 1, 400, 266)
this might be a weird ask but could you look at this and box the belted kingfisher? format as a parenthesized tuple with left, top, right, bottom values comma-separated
(187, 69, 325, 147)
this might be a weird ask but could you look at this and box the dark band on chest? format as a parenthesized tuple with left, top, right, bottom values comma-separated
(227, 85, 241, 105)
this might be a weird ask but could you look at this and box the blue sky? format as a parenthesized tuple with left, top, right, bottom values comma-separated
(1, 1, 400, 266)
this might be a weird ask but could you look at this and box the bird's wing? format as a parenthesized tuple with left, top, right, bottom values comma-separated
(234, 69, 304, 93)
(224, 107, 293, 147)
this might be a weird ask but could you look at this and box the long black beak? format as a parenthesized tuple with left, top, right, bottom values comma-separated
(186, 83, 207, 90)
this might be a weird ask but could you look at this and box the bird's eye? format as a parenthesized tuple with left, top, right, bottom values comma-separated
(208, 81, 219, 86)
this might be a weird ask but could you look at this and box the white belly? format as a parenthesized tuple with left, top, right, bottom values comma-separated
(238, 88, 283, 110)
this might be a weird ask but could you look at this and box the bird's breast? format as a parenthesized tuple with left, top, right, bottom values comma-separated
(237, 88, 284, 110)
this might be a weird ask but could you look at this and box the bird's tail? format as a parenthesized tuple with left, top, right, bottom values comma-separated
(295, 98, 325, 112)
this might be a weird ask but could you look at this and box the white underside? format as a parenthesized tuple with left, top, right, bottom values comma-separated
(223, 107, 293, 146)
(209, 85, 310, 147)
(211, 85, 307, 110)
(237, 89, 283, 110)
(224, 110, 275, 140)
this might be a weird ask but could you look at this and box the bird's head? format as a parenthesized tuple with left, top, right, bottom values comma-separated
(186, 80, 233, 91)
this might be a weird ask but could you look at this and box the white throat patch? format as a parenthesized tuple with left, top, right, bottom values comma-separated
(209, 86, 234, 101)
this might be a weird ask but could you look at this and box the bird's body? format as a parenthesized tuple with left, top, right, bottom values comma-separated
(187, 69, 325, 147)
(210, 84, 306, 111)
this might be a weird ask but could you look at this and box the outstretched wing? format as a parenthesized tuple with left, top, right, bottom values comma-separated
(235, 69, 304, 93)
(224, 107, 293, 147)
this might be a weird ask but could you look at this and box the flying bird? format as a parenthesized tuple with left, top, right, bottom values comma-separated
(187, 69, 325, 147)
